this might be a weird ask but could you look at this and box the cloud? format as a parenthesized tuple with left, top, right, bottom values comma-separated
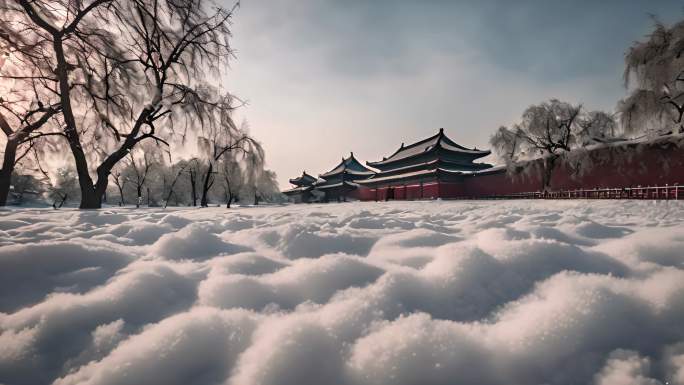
(225, 0, 683, 188)
(593, 349, 662, 385)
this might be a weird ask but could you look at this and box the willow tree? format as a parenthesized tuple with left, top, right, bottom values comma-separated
(618, 18, 684, 136)
(219, 154, 243, 208)
(8, 0, 239, 208)
(197, 118, 261, 207)
(0, 13, 63, 206)
(491, 99, 617, 191)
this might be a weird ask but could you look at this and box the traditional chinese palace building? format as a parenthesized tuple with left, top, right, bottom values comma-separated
(314, 153, 375, 202)
(282, 171, 317, 203)
(282, 129, 494, 202)
(282, 128, 684, 202)
(357, 128, 492, 200)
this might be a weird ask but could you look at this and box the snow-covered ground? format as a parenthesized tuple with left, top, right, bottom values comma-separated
(1, 200, 684, 385)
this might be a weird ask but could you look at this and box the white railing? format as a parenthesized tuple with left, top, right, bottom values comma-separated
(475, 184, 680, 200)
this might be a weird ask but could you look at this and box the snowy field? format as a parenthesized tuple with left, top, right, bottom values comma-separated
(1, 200, 684, 385)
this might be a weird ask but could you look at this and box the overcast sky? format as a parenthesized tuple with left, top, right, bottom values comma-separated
(225, 0, 682, 188)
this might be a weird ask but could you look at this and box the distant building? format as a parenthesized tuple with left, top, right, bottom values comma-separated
(357, 128, 492, 200)
(315, 152, 375, 202)
(282, 171, 317, 203)
(283, 130, 684, 202)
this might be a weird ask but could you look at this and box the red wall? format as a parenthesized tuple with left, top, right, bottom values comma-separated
(359, 182, 466, 201)
(406, 184, 424, 200)
(464, 138, 684, 197)
(358, 138, 684, 200)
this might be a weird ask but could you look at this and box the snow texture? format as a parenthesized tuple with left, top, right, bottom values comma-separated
(1, 201, 683, 385)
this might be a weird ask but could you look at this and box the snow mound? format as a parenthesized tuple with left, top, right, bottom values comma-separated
(276, 223, 378, 259)
(54, 308, 259, 385)
(151, 223, 251, 260)
(1, 201, 683, 385)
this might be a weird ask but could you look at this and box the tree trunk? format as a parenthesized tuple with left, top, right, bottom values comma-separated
(136, 185, 142, 208)
(189, 172, 197, 206)
(53, 193, 67, 209)
(53, 38, 101, 208)
(117, 184, 125, 206)
(0, 139, 19, 206)
(79, 185, 102, 209)
(541, 155, 558, 192)
(200, 162, 213, 207)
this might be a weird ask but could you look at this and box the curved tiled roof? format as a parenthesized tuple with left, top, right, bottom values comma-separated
(289, 171, 317, 186)
(367, 128, 490, 167)
(319, 152, 375, 179)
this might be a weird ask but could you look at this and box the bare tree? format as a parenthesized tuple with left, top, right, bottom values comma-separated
(162, 159, 193, 208)
(0, 17, 64, 205)
(125, 149, 157, 208)
(490, 99, 617, 190)
(110, 167, 127, 206)
(197, 119, 261, 207)
(7, 0, 240, 208)
(219, 155, 243, 208)
(184, 158, 202, 206)
(618, 18, 684, 136)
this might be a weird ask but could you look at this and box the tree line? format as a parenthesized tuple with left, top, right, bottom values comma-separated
(489, 16, 684, 191)
(8, 140, 281, 208)
(0, 0, 277, 208)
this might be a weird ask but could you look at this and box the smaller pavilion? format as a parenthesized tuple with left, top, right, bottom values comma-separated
(282, 171, 318, 203)
(315, 153, 375, 202)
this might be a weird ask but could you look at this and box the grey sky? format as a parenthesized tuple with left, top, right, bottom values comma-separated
(225, 0, 682, 188)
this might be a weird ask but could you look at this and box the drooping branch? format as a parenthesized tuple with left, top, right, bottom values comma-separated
(490, 99, 618, 190)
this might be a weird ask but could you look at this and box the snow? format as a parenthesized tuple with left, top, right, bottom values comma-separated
(1, 200, 683, 385)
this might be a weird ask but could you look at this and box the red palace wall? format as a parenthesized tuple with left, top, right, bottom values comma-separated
(360, 182, 446, 201)
(359, 137, 684, 200)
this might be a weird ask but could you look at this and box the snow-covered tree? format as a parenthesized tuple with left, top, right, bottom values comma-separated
(8, 172, 44, 205)
(5, 0, 241, 208)
(490, 99, 617, 190)
(218, 155, 244, 208)
(125, 147, 160, 208)
(197, 120, 262, 207)
(46, 167, 80, 208)
(254, 170, 282, 204)
(618, 18, 684, 136)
